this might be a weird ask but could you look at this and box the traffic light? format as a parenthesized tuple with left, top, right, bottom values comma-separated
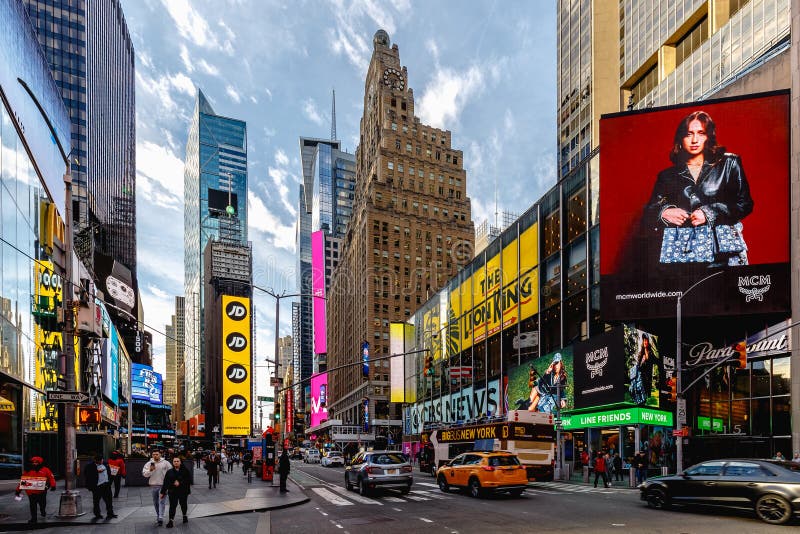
(734, 340, 748, 369)
(274, 403, 280, 421)
(667, 376, 677, 403)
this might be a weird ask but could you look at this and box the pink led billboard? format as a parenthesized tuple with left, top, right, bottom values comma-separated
(310, 372, 328, 428)
(311, 230, 327, 355)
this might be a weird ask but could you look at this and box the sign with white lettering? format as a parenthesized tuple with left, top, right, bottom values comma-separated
(561, 407, 673, 430)
(685, 320, 791, 368)
(409, 379, 501, 435)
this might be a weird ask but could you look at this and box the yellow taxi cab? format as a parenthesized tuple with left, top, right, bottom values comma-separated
(436, 451, 528, 498)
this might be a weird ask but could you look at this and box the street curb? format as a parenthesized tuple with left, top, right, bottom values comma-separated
(0, 495, 310, 531)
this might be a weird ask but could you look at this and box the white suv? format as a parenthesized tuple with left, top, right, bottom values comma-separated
(305, 449, 321, 464)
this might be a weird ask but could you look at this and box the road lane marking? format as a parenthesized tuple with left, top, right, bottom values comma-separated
(327, 485, 383, 505)
(312, 487, 354, 506)
(419, 517, 433, 523)
(392, 507, 402, 511)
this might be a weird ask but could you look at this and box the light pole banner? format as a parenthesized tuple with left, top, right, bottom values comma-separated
(221, 295, 252, 436)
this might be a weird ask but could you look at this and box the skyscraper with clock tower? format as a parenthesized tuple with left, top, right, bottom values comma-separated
(326, 30, 475, 436)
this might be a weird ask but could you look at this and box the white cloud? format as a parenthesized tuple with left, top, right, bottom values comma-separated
(275, 149, 289, 167)
(264, 88, 273, 101)
(197, 58, 220, 76)
(136, 70, 195, 113)
(248, 192, 296, 252)
(250, 95, 258, 104)
(302, 98, 324, 125)
(136, 140, 184, 211)
(417, 65, 485, 129)
(160, 0, 231, 54)
(226, 84, 242, 103)
(267, 166, 298, 218)
(179, 45, 194, 72)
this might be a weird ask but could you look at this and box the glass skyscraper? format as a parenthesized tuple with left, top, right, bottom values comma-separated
(184, 90, 248, 419)
(23, 0, 137, 273)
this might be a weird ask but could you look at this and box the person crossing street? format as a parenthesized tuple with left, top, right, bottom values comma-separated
(15, 456, 56, 525)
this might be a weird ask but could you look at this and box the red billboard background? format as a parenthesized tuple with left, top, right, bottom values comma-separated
(600, 91, 790, 320)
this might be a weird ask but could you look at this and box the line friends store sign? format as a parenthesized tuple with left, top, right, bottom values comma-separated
(561, 407, 673, 430)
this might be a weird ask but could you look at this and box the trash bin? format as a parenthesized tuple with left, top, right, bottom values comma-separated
(561, 463, 571, 481)
(583, 466, 589, 483)
(629, 467, 637, 488)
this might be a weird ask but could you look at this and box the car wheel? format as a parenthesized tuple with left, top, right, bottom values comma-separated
(469, 477, 483, 498)
(430, 465, 437, 477)
(401, 484, 411, 495)
(344, 475, 352, 491)
(646, 488, 670, 510)
(755, 494, 793, 525)
(509, 489, 524, 498)
(359, 478, 370, 497)
(437, 474, 450, 493)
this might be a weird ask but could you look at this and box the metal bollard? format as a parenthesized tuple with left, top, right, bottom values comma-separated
(661, 466, 669, 477)
(629, 467, 637, 488)
(583, 465, 589, 483)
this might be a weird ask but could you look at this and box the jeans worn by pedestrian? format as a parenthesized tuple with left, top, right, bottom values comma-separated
(151, 486, 166, 521)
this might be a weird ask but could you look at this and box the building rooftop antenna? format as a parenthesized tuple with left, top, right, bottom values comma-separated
(330, 89, 337, 141)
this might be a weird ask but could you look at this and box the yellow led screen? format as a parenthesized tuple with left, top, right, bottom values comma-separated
(221, 295, 252, 436)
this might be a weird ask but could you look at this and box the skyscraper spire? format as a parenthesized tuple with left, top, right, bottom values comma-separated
(330, 89, 337, 141)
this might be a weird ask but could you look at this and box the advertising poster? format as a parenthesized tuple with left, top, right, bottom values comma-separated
(131, 363, 163, 404)
(506, 348, 574, 415)
(623, 325, 660, 408)
(389, 322, 415, 403)
(221, 295, 252, 436)
(311, 230, 327, 355)
(309, 372, 328, 428)
(599, 91, 790, 320)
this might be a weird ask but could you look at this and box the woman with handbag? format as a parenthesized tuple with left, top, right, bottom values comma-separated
(645, 110, 753, 267)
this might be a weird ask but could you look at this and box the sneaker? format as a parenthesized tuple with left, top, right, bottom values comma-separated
(166, 520, 174, 528)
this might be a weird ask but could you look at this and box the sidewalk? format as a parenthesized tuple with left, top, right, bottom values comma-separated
(0, 463, 307, 531)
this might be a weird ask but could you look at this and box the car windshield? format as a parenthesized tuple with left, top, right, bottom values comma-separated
(489, 455, 520, 467)
(685, 461, 725, 476)
(369, 453, 406, 465)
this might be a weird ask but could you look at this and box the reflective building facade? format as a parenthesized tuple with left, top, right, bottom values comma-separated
(184, 90, 248, 419)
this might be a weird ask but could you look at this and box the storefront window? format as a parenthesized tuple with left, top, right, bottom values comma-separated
(771, 357, 790, 396)
(566, 235, 587, 295)
(564, 186, 586, 243)
(487, 333, 500, 379)
(543, 255, 560, 308)
(563, 292, 586, 345)
(772, 396, 791, 436)
(541, 306, 560, 354)
(751, 398, 770, 436)
(732, 366, 749, 398)
(730, 399, 749, 435)
(541, 190, 560, 258)
(751, 359, 771, 397)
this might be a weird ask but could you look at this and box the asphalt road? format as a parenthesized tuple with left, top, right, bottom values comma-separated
(272, 460, 793, 534)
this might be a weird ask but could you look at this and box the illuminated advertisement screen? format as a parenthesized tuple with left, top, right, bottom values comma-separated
(311, 230, 327, 355)
(599, 91, 790, 320)
(506, 348, 573, 415)
(131, 363, 162, 404)
(309, 373, 328, 428)
(98, 301, 119, 406)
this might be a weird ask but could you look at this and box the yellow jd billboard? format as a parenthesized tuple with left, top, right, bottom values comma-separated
(221, 295, 252, 436)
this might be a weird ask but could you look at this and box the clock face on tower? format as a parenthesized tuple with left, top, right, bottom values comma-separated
(382, 67, 405, 90)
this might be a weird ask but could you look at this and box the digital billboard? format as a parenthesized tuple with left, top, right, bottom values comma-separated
(573, 326, 660, 409)
(131, 363, 163, 404)
(310, 372, 328, 428)
(599, 91, 790, 320)
(221, 295, 252, 436)
(98, 300, 119, 406)
(390, 322, 415, 403)
(311, 230, 327, 355)
(506, 348, 573, 415)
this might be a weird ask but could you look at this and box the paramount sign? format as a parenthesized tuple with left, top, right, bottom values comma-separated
(686, 321, 791, 368)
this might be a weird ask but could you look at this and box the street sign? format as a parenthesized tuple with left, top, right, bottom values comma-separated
(270, 378, 282, 387)
(672, 428, 689, 437)
(258, 396, 274, 402)
(677, 398, 687, 425)
(46, 391, 90, 403)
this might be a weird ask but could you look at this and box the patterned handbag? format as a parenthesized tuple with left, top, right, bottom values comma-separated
(714, 222, 747, 253)
(659, 226, 715, 263)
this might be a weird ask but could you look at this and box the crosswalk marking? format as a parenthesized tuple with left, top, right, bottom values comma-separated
(530, 482, 622, 494)
(383, 496, 406, 502)
(312, 487, 355, 506)
(417, 482, 439, 488)
(411, 490, 450, 500)
(327, 485, 383, 505)
(403, 494, 430, 501)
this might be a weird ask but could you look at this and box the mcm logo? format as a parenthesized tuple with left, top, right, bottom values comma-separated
(225, 301, 247, 321)
(226, 394, 248, 414)
(226, 333, 248, 352)
(226, 364, 248, 383)
(738, 275, 771, 303)
(585, 346, 609, 379)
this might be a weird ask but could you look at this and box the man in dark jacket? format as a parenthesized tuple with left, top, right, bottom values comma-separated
(278, 449, 290, 493)
(204, 452, 220, 488)
(85, 454, 116, 520)
(160, 457, 191, 527)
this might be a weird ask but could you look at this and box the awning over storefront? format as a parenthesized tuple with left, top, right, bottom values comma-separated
(561, 406, 673, 430)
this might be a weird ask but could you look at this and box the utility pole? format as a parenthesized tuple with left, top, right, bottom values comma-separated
(58, 167, 83, 517)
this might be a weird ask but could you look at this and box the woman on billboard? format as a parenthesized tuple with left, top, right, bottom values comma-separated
(628, 333, 654, 405)
(528, 353, 567, 414)
(644, 110, 754, 267)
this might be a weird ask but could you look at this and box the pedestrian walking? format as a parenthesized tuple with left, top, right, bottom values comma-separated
(579, 449, 589, 469)
(242, 451, 253, 476)
(204, 451, 221, 488)
(227, 452, 234, 473)
(108, 450, 126, 498)
(613, 453, 623, 482)
(219, 450, 227, 474)
(593, 452, 608, 488)
(15, 456, 56, 525)
(604, 452, 614, 484)
(278, 448, 290, 492)
(161, 457, 191, 528)
(85, 454, 116, 520)
(634, 451, 648, 485)
(142, 450, 171, 526)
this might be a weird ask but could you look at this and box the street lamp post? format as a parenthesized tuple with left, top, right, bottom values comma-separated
(675, 270, 723, 473)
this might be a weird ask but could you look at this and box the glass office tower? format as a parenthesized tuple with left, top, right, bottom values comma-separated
(184, 90, 248, 419)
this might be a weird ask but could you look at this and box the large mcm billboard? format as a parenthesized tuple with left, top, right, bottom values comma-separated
(310, 372, 328, 428)
(221, 295, 252, 436)
(600, 91, 790, 320)
(311, 230, 327, 355)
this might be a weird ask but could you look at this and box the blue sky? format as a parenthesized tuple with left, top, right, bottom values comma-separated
(126, 0, 556, 421)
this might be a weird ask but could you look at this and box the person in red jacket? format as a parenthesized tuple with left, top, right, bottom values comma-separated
(593, 451, 608, 488)
(15, 456, 57, 524)
(108, 451, 127, 498)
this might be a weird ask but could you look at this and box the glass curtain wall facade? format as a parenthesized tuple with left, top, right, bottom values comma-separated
(183, 90, 248, 419)
(23, 0, 137, 272)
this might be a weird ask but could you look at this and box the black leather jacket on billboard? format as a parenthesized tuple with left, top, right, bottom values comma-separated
(644, 153, 754, 229)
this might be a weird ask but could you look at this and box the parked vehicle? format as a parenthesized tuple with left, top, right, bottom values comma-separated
(345, 450, 413, 496)
(322, 451, 344, 468)
(640, 459, 800, 525)
(436, 451, 528, 498)
(304, 449, 321, 464)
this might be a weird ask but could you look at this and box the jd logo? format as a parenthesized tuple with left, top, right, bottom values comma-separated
(225, 301, 247, 320)
(226, 394, 248, 414)
(226, 364, 247, 383)
(226, 333, 247, 351)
